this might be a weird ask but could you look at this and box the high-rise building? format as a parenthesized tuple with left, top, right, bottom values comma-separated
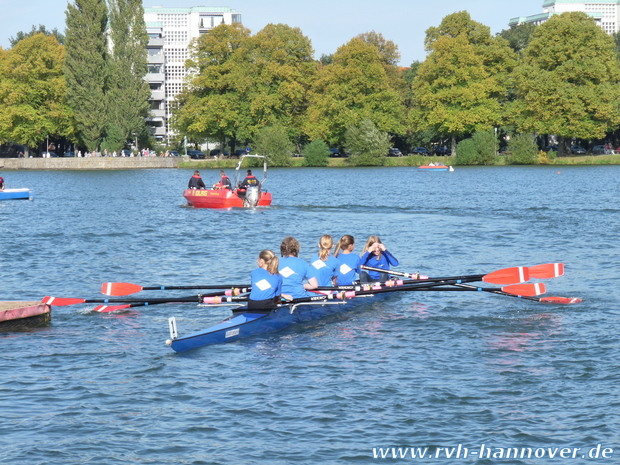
(144, 7, 242, 142)
(509, 0, 619, 34)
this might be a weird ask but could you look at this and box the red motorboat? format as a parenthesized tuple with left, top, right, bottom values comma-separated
(184, 154, 272, 209)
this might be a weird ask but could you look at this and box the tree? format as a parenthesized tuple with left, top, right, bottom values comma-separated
(302, 139, 330, 167)
(64, 0, 108, 151)
(345, 119, 391, 166)
(511, 12, 620, 147)
(499, 23, 537, 54)
(411, 12, 517, 153)
(305, 38, 406, 146)
(506, 133, 538, 165)
(106, 0, 151, 151)
(454, 130, 497, 165)
(9, 25, 65, 47)
(252, 123, 294, 166)
(0, 34, 73, 151)
(171, 23, 253, 148)
(247, 24, 317, 140)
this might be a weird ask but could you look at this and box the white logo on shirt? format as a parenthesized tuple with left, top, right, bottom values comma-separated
(312, 260, 326, 269)
(256, 279, 272, 291)
(280, 267, 296, 278)
(340, 264, 352, 274)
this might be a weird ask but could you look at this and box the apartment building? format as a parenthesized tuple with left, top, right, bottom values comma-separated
(509, 0, 619, 34)
(144, 7, 242, 142)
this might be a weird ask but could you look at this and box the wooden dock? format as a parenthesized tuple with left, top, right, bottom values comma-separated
(0, 301, 51, 330)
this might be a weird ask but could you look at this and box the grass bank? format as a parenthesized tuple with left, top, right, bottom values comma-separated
(178, 153, 620, 169)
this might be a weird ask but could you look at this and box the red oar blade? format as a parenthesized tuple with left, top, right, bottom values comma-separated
(540, 296, 582, 304)
(483, 267, 529, 285)
(42, 296, 86, 306)
(101, 282, 143, 296)
(501, 283, 546, 297)
(93, 304, 131, 313)
(528, 263, 565, 279)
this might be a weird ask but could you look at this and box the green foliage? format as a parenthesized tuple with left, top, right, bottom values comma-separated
(345, 119, 390, 166)
(498, 23, 537, 54)
(9, 25, 65, 47)
(511, 12, 620, 140)
(252, 124, 294, 167)
(506, 133, 538, 165)
(305, 38, 406, 146)
(0, 34, 73, 148)
(106, 0, 151, 151)
(64, 0, 109, 151)
(302, 139, 330, 167)
(412, 12, 517, 141)
(455, 130, 497, 165)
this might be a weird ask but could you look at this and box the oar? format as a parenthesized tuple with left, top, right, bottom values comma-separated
(101, 282, 251, 296)
(361, 265, 530, 285)
(43, 295, 203, 306)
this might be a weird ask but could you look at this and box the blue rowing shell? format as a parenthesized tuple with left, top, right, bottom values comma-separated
(166, 296, 381, 352)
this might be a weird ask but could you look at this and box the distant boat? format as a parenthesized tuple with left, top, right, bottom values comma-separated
(418, 164, 454, 172)
(0, 188, 33, 200)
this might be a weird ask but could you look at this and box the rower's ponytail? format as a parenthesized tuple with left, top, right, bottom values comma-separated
(318, 234, 333, 261)
(259, 249, 279, 275)
(334, 235, 354, 257)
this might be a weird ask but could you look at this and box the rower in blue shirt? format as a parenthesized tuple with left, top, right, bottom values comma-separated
(333, 235, 361, 285)
(359, 235, 399, 282)
(278, 236, 318, 300)
(309, 235, 339, 287)
(248, 250, 282, 310)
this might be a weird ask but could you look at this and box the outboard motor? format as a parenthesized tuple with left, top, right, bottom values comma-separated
(243, 186, 260, 207)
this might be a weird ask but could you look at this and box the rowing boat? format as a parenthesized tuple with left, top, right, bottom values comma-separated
(166, 295, 378, 353)
(0, 188, 33, 200)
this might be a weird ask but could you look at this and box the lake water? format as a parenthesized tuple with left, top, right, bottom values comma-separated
(0, 165, 618, 464)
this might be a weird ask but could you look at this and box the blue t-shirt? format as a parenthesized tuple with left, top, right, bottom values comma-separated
(309, 254, 339, 287)
(360, 250, 399, 280)
(249, 267, 282, 301)
(279, 256, 315, 299)
(334, 253, 361, 285)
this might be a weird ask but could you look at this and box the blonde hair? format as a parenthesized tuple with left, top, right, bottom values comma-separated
(318, 235, 333, 261)
(334, 235, 355, 257)
(259, 249, 279, 275)
(362, 235, 382, 254)
(280, 236, 300, 257)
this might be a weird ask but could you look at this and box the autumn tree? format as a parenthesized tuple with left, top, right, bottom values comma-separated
(511, 12, 620, 149)
(411, 12, 517, 152)
(304, 38, 406, 147)
(64, 0, 108, 151)
(106, 0, 151, 150)
(0, 34, 73, 152)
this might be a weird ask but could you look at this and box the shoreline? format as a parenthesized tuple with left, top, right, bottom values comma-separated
(1, 153, 619, 170)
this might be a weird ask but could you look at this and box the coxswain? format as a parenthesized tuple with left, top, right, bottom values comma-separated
(359, 235, 399, 283)
(212, 170, 232, 189)
(188, 170, 206, 189)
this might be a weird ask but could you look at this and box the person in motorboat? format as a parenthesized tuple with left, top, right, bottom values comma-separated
(248, 249, 282, 311)
(359, 235, 399, 283)
(0, 175, 4, 191)
(212, 170, 231, 189)
(237, 169, 259, 197)
(333, 235, 362, 285)
(187, 170, 206, 189)
(278, 236, 319, 301)
(309, 235, 339, 288)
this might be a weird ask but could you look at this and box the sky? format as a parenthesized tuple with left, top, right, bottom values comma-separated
(0, 0, 544, 65)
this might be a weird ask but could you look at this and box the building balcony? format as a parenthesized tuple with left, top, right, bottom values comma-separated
(149, 90, 165, 100)
(148, 37, 165, 47)
(145, 73, 165, 83)
(147, 54, 165, 64)
(149, 126, 166, 136)
(150, 108, 166, 118)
